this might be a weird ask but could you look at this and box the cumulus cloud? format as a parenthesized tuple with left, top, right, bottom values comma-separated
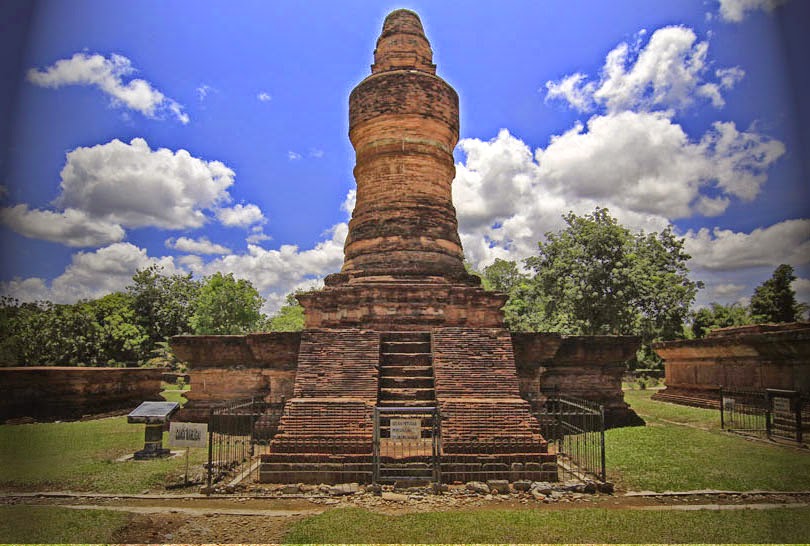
(545, 26, 744, 114)
(718, 0, 788, 22)
(683, 219, 810, 271)
(257, 91, 272, 102)
(56, 137, 234, 229)
(1, 138, 248, 247)
(27, 52, 188, 123)
(0, 243, 179, 304)
(165, 236, 230, 255)
(0, 205, 124, 247)
(452, 117, 784, 267)
(216, 203, 265, 227)
(288, 151, 302, 161)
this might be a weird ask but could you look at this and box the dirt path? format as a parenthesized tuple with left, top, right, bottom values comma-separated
(5, 489, 810, 543)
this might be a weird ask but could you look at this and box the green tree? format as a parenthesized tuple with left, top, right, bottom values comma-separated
(128, 265, 201, 345)
(749, 264, 801, 323)
(522, 208, 700, 341)
(691, 302, 752, 338)
(190, 272, 264, 334)
(267, 292, 305, 331)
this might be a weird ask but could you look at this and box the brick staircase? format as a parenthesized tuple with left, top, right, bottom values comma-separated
(375, 332, 438, 484)
(378, 332, 435, 408)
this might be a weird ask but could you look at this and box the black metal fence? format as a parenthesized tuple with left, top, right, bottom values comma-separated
(720, 388, 808, 445)
(204, 394, 607, 488)
(536, 395, 606, 483)
(206, 398, 266, 488)
(372, 406, 440, 484)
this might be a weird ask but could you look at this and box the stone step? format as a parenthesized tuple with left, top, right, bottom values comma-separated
(381, 341, 431, 353)
(381, 353, 431, 366)
(377, 399, 437, 408)
(380, 376, 434, 389)
(379, 365, 434, 377)
(380, 332, 431, 343)
(379, 387, 435, 401)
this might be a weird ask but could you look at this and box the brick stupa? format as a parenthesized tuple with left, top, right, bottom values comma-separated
(260, 9, 554, 482)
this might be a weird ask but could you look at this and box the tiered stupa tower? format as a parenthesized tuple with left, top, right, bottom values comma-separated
(297, 9, 506, 330)
(261, 10, 553, 483)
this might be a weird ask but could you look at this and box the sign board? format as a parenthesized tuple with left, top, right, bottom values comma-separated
(722, 397, 735, 412)
(127, 401, 180, 424)
(168, 422, 208, 448)
(389, 418, 422, 440)
(772, 397, 791, 415)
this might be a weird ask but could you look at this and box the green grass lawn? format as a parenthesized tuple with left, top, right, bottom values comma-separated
(0, 409, 206, 493)
(283, 506, 810, 544)
(608, 389, 810, 491)
(0, 505, 129, 543)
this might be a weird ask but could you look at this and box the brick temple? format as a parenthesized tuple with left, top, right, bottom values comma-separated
(172, 9, 642, 484)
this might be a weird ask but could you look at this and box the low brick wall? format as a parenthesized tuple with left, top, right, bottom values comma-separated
(0, 367, 164, 423)
(513, 333, 643, 427)
(652, 323, 810, 408)
(170, 332, 301, 422)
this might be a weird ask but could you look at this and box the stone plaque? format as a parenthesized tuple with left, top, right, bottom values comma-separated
(772, 397, 791, 415)
(168, 422, 208, 448)
(389, 418, 422, 440)
(722, 397, 735, 412)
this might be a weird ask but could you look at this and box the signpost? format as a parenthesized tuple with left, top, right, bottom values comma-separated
(127, 401, 179, 460)
(169, 422, 208, 485)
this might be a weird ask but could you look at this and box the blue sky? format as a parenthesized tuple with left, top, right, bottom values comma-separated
(1, 0, 808, 313)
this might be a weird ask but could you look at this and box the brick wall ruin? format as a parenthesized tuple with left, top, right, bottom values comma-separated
(653, 323, 810, 407)
(0, 367, 164, 423)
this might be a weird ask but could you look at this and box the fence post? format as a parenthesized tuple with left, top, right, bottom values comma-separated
(796, 397, 803, 445)
(765, 391, 772, 440)
(206, 407, 214, 493)
(599, 404, 606, 483)
(719, 388, 725, 430)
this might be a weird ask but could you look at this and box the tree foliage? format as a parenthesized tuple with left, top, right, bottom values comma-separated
(266, 292, 305, 332)
(691, 302, 752, 338)
(190, 272, 264, 335)
(519, 208, 700, 341)
(749, 264, 801, 323)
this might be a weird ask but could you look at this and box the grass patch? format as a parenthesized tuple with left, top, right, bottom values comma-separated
(0, 505, 128, 543)
(283, 506, 810, 544)
(0, 416, 207, 493)
(624, 389, 720, 429)
(609, 389, 810, 491)
(160, 389, 189, 406)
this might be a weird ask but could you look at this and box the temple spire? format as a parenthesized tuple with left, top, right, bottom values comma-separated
(372, 9, 436, 74)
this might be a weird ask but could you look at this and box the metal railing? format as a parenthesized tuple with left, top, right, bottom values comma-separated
(720, 388, 808, 445)
(206, 398, 266, 488)
(372, 406, 440, 484)
(536, 395, 606, 483)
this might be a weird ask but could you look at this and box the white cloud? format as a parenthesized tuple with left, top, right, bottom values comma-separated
(257, 91, 272, 102)
(215, 203, 265, 227)
(545, 26, 744, 114)
(793, 278, 810, 310)
(56, 137, 235, 230)
(309, 149, 325, 158)
(718, 0, 788, 22)
(246, 225, 272, 245)
(341, 189, 356, 217)
(27, 52, 188, 123)
(165, 236, 230, 255)
(0, 205, 125, 247)
(196, 84, 215, 101)
(683, 219, 810, 271)
(544, 72, 595, 112)
(0, 243, 179, 304)
(453, 116, 783, 269)
(288, 151, 302, 161)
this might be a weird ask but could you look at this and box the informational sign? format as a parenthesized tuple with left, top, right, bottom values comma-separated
(722, 397, 735, 412)
(389, 418, 422, 440)
(168, 422, 208, 448)
(772, 397, 791, 415)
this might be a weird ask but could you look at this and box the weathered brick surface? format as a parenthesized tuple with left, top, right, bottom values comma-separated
(0, 367, 163, 423)
(170, 332, 301, 421)
(432, 328, 546, 454)
(653, 323, 810, 406)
